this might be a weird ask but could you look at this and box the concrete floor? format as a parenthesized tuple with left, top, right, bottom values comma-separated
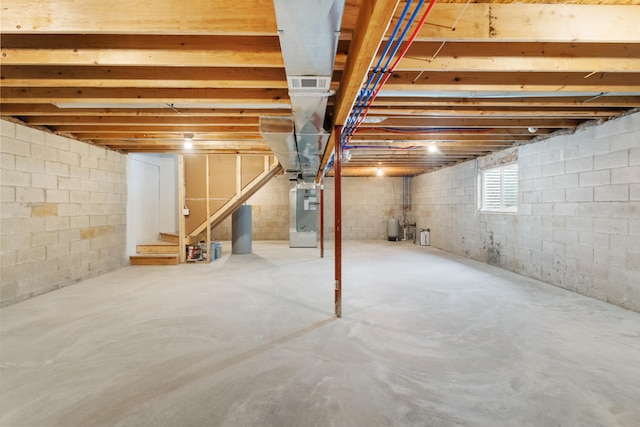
(1, 241, 639, 427)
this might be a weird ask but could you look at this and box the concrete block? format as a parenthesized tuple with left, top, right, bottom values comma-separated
(552, 229, 579, 245)
(566, 216, 593, 232)
(98, 158, 115, 172)
(1, 231, 31, 251)
(90, 192, 107, 204)
(610, 130, 640, 151)
(611, 166, 640, 184)
(542, 189, 565, 203)
(58, 229, 80, 244)
(553, 174, 579, 189)
(631, 184, 640, 201)
(81, 156, 99, 169)
(630, 148, 640, 166)
(1, 139, 31, 157)
(594, 185, 629, 202)
(611, 234, 640, 254)
(1, 186, 15, 202)
(46, 242, 70, 259)
(520, 164, 542, 180)
(69, 165, 91, 180)
(17, 246, 46, 264)
(1, 153, 15, 170)
(15, 156, 45, 174)
(45, 133, 69, 151)
(57, 176, 82, 191)
(57, 203, 80, 217)
(566, 244, 594, 263)
(630, 218, 640, 236)
(70, 190, 91, 203)
(594, 217, 629, 235)
(1, 120, 16, 138)
(70, 239, 91, 255)
(69, 139, 90, 156)
(31, 174, 57, 189)
(89, 145, 107, 160)
(1, 169, 31, 187)
(565, 157, 593, 174)
(542, 161, 565, 177)
(45, 161, 69, 177)
(90, 215, 107, 227)
(16, 124, 45, 145)
(45, 216, 70, 231)
(16, 187, 45, 203)
(70, 216, 90, 229)
(579, 138, 610, 158)
(553, 203, 580, 216)
(580, 170, 610, 187)
(90, 168, 107, 182)
(46, 189, 69, 203)
(627, 252, 640, 270)
(594, 150, 629, 170)
(58, 151, 80, 166)
(31, 144, 58, 161)
(593, 248, 627, 268)
(566, 187, 593, 202)
(98, 181, 114, 193)
(532, 177, 553, 191)
(0, 203, 31, 219)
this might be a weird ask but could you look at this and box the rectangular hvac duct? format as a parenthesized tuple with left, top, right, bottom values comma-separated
(261, 0, 344, 182)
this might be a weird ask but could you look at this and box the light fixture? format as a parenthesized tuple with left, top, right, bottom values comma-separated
(427, 144, 438, 153)
(183, 134, 193, 149)
(527, 127, 538, 133)
(376, 168, 384, 176)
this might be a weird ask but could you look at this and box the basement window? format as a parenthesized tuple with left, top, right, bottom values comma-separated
(478, 163, 518, 213)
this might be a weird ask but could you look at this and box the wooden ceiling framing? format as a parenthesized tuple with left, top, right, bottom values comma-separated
(2, 0, 640, 176)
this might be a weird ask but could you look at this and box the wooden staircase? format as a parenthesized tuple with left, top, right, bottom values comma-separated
(186, 159, 283, 241)
(129, 233, 180, 265)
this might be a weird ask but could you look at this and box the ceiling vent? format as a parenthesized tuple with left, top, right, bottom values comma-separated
(287, 76, 332, 93)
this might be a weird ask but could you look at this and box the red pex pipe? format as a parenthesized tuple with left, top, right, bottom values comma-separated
(345, 0, 438, 146)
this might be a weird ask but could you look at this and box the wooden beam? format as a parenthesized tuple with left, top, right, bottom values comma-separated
(22, 116, 261, 126)
(400, 4, 640, 43)
(1, 65, 291, 89)
(0, 104, 291, 116)
(1, 0, 279, 35)
(320, 0, 401, 174)
(51, 125, 261, 133)
(68, 132, 265, 140)
(1, 87, 291, 105)
(0, 0, 362, 35)
(383, 71, 640, 92)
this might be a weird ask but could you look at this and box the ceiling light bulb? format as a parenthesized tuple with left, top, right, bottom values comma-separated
(428, 145, 438, 153)
(528, 127, 538, 133)
(184, 134, 193, 149)
(376, 168, 384, 176)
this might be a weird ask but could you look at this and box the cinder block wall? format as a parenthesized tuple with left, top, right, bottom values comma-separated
(213, 175, 405, 241)
(323, 176, 404, 240)
(412, 111, 640, 312)
(1, 120, 128, 306)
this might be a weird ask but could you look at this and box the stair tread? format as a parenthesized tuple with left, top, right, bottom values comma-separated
(130, 254, 178, 258)
(138, 241, 178, 246)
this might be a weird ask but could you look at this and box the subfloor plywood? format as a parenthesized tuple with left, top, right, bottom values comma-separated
(1, 241, 639, 426)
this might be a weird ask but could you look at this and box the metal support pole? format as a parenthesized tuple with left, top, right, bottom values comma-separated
(320, 177, 324, 258)
(334, 125, 342, 318)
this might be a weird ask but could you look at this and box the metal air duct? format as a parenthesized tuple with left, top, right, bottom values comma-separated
(261, 0, 344, 182)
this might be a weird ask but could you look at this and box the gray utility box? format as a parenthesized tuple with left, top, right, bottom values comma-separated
(420, 229, 431, 246)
